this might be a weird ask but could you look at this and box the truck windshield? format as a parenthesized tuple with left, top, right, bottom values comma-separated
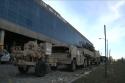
(52, 46, 69, 53)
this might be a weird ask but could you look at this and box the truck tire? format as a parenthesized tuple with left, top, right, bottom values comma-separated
(18, 66, 29, 73)
(70, 60, 76, 72)
(35, 61, 46, 77)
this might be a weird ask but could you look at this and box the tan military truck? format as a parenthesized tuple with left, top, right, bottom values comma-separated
(12, 41, 52, 77)
(48, 44, 95, 71)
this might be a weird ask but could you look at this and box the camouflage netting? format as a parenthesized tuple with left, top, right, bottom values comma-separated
(12, 41, 45, 61)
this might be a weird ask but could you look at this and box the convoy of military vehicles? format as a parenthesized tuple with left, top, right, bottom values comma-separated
(11, 41, 101, 77)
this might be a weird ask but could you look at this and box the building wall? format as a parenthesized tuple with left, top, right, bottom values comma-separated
(0, 0, 93, 49)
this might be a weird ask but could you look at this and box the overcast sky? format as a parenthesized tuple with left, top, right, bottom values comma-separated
(43, 0, 125, 59)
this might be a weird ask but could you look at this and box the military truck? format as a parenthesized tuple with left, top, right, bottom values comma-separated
(48, 44, 98, 71)
(12, 41, 52, 77)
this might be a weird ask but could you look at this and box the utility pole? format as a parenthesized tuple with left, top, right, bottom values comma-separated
(104, 25, 107, 78)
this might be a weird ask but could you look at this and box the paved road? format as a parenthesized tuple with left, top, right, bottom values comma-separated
(0, 64, 93, 83)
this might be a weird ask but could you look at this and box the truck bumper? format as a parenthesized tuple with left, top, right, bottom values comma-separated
(14, 60, 36, 66)
(48, 57, 71, 66)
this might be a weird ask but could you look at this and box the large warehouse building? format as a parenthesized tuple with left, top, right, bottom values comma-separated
(0, 0, 94, 52)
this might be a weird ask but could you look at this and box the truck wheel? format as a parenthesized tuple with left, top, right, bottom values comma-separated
(70, 60, 76, 72)
(35, 61, 46, 77)
(18, 66, 29, 73)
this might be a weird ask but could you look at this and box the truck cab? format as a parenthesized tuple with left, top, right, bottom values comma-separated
(48, 45, 85, 71)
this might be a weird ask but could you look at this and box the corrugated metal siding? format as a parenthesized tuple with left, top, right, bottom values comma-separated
(0, 0, 93, 49)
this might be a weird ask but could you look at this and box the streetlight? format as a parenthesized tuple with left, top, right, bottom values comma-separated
(99, 25, 107, 78)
